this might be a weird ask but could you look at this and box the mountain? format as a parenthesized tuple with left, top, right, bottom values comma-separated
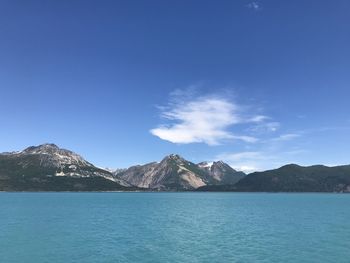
(197, 164, 350, 192)
(0, 144, 243, 191)
(116, 154, 244, 190)
(0, 144, 132, 191)
(117, 154, 210, 190)
(4, 144, 349, 192)
(197, 161, 245, 185)
(115, 162, 159, 188)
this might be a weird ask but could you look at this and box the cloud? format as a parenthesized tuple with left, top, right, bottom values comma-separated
(231, 135, 258, 143)
(217, 151, 263, 162)
(232, 165, 258, 174)
(272, 133, 301, 142)
(248, 115, 269, 123)
(246, 1, 260, 10)
(249, 121, 280, 133)
(216, 151, 268, 173)
(216, 147, 309, 173)
(150, 93, 261, 145)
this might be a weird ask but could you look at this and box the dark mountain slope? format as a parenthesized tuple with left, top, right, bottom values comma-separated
(0, 144, 132, 191)
(198, 164, 350, 192)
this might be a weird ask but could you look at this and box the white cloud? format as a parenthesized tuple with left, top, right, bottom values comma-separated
(215, 148, 310, 173)
(150, 94, 261, 145)
(217, 151, 264, 162)
(216, 151, 292, 173)
(248, 115, 269, 123)
(231, 135, 258, 143)
(272, 133, 301, 141)
(247, 1, 260, 10)
(249, 121, 280, 133)
(234, 165, 258, 174)
(216, 151, 267, 173)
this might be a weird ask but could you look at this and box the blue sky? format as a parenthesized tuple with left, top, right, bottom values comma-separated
(1, 0, 349, 172)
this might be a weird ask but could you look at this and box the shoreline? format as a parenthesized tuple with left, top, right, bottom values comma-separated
(0, 191, 349, 194)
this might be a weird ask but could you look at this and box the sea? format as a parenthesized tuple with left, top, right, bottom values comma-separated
(0, 192, 349, 262)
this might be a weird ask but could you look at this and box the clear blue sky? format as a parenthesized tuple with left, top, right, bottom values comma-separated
(1, 0, 349, 171)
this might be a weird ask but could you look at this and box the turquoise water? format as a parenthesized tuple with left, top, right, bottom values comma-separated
(0, 193, 349, 262)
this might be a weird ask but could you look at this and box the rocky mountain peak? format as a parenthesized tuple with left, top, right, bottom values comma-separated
(20, 143, 90, 168)
(196, 160, 245, 185)
(197, 161, 232, 171)
(212, 161, 236, 171)
(162, 154, 185, 164)
(168, 154, 182, 159)
(24, 143, 60, 154)
(0, 143, 133, 187)
(197, 161, 213, 168)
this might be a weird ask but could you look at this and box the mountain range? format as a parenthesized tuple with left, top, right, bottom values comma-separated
(115, 154, 245, 190)
(0, 143, 349, 192)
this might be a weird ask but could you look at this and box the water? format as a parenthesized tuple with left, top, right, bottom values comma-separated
(0, 193, 349, 263)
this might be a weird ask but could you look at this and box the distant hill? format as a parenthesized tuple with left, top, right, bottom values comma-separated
(197, 164, 350, 192)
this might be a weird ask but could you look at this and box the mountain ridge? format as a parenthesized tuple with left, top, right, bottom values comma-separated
(0, 144, 245, 191)
(1, 144, 350, 192)
(197, 163, 350, 192)
(115, 154, 244, 190)
(0, 143, 132, 191)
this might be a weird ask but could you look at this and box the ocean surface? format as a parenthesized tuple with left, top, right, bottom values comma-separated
(0, 193, 349, 263)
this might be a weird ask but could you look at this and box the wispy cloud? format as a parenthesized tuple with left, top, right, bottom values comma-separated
(246, 1, 261, 11)
(216, 151, 268, 173)
(249, 121, 280, 133)
(217, 151, 264, 162)
(248, 115, 269, 123)
(150, 91, 267, 145)
(271, 133, 301, 142)
(216, 149, 304, 173)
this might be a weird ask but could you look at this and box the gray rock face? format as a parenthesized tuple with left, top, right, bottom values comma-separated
(198, 161, 246, 185)
(115, 162, 158, 188)
(117, 154, 208, 190)
(117, 154, 245, 190)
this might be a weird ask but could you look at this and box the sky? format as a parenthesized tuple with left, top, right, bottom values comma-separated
(1, 0, 349, 172)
